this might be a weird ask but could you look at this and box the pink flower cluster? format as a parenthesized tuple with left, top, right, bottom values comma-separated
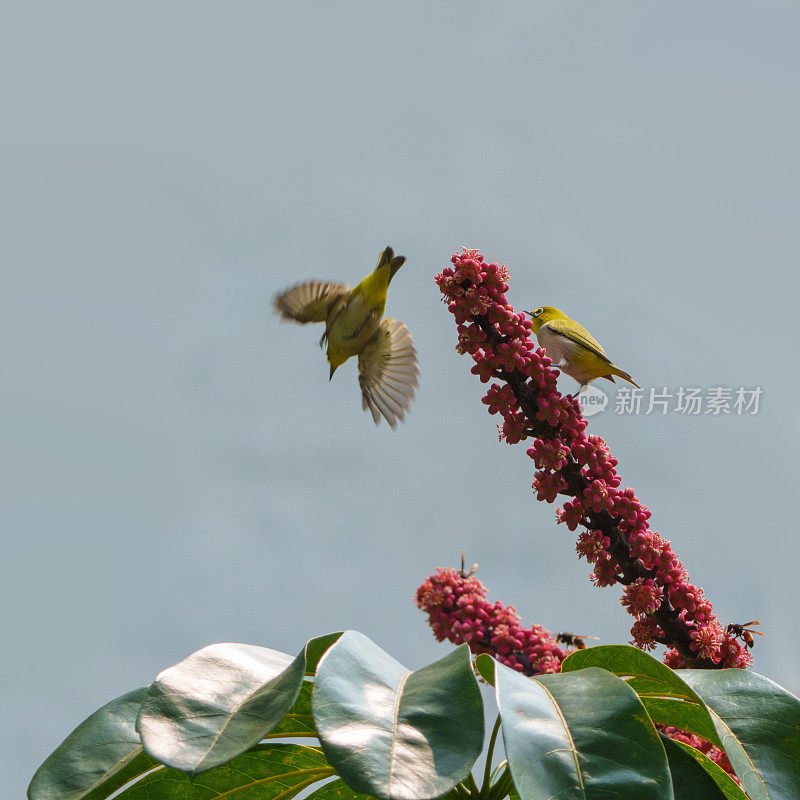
(435, 248, 751, 669)
(416, 567, 569, 675)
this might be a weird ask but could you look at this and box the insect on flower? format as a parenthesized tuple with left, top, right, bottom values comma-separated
(725, 620, 764, 649)
(555, 632, 600, 650)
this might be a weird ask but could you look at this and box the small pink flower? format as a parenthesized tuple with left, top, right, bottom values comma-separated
(621, 578, 663, 616)
(451, 252, 483, 283)
(669, 582, 702, 613)
(662, 649, 686, 669)
(534, 393, 564, 427)
(583, 479, 611, 513)
(689, 625, 724, 661)
(532, 470, 568, 503)
(590, 553, 620, 587)
(500, 412, 528, 445)
(575, 529, 610, 563)
(557, 500, 586, 531)
(456, 323, 487, 355)
(494, 338, 532, 372)
(482, 383, 518, 415)
(718, 635, 753, 669)
(470, 352, 497, 383)
(463, 285, 490, 316)
(527, 438, 570, 471)
(630, 618, 663, 651)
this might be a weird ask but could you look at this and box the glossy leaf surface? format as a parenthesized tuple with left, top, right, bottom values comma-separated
(312, 631, 483, 800)
(680, 669, 800, 800)
(138, 642, 306, 774)
(661, 736, 748, 800)
(563, 645, 721, 746)
(496, 662, 673, 800)
(28, 687, 155, 800)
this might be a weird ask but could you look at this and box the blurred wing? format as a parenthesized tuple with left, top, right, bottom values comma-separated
(542, 318, 611, 363)
(273, 281, 351, 323)
(358, 318, 418, 427)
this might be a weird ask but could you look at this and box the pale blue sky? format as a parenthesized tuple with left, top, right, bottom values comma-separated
(4, 2, 800, 796)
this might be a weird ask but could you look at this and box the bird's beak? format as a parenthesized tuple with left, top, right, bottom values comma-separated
(329, 364, 337, 381)
(523, 310, 533, 316)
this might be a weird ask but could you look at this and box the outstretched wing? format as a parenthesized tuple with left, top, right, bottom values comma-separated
(273, 281, 351, 323)
(542, 318, 611, 363)
(358, 318, 418, 427)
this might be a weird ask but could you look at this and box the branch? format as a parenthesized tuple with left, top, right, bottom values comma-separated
(433, 249, 751, 670)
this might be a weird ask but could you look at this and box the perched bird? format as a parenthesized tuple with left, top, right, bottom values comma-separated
(274, 246, 418, 427)
(525, 306, 639, 393)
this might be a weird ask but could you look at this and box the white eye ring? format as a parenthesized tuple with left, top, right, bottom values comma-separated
(532, 308, 543, 317)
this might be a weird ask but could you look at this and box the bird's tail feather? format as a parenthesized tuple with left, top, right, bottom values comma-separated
(377, 245, 406, 280)
(609, 365, 639, 388)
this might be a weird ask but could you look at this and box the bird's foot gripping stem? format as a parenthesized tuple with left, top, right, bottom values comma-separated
(569, 385, 588, 399)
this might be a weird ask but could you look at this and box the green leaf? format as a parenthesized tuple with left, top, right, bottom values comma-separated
(306, 633, 344, 676)
(312, 631, 484, 800)
(679, 669, 800, 800)
(306, 777, 377, 800)
(474, 653, 496, 685)
(660, 735, 749, 800)
(639, 697, 721, 746)
(138, 642, 306, 775)
(28, 687, 157, 800)
(563, 645, 699, 701)
(563, 645, 722, 747)
(79, 752, 158, 800)
(495, 662, 674, 800)
(115, 743, 334, 799)
(267, 681, 316, 738)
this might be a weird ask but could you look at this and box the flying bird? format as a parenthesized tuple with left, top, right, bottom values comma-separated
(274, 246, 418, 427)
(525, 306, 639, 394)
